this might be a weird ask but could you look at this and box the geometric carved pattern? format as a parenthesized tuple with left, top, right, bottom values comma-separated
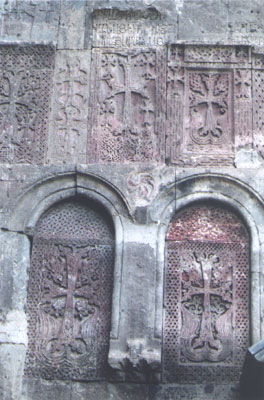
(167, 44, 254, 166)
(163, 204, 249, 383)
(89, 48, 166, 163)
(253, 61, 264, 158)
(25, 200, 114, 381)
(0, 45, 54, 163)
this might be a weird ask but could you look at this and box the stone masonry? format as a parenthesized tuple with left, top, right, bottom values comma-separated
(0, 1, 264, 399)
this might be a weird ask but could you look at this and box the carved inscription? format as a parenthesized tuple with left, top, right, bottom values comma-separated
(92, 9, 169, 48)
(230, 22, 264, 46)
(89, 49, 165, 163)
(0, 45, 54, 163)
(25, 200, 114, 381)
(48, 53, 89, 164)
(163, 205, 249, 384)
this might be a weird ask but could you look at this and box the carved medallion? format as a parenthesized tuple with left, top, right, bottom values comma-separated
(163, 204, 249, 383)
(25, 200, 114, 381)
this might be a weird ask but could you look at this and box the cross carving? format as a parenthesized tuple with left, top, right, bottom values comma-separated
(102, 52, 151, 135)
(41, 244, 101, 354)
(0, 70, 39, 148)
(189, 72, 229, 140)
(181, 251, 232, 357)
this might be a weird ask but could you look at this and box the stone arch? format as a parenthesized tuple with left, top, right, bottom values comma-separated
(149, 174, 263, 367)
(24, 196, 115, 381)
(4, 172, 130, 374)
(163, 201, 250, 383)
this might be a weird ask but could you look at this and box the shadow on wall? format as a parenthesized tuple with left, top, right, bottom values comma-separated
(240, 339, 264, 400)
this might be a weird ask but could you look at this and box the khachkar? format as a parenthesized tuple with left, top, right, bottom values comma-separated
(163, 204, 250, 383)
(0, 45, 54, 164)
(25, 200, 115, 381)
(166, 44, 254, 166)
(89, 48, 166, 163)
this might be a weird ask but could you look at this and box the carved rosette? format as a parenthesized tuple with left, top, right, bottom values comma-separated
(127, 172, 155, 201)
(163, 204, 249, 384)
(0, 45, 54, 164)
(25, 200, 115, 381)
(89, 48, 165, 163)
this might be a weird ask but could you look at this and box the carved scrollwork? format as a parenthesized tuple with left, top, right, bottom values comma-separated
(127, 172, 155, 200)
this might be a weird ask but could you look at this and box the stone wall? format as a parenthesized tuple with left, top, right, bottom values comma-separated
(0, 1, 264, 399)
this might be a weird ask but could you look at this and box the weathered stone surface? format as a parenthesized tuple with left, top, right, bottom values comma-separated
(47, 51, 90, 164)
(72, 382, 149, 400)
(228, 0, 264, 47)
(0, 231, 29, 314)
(22, 377, 71, 400)
(0, 44, 55, 164)
(178, 0, 228, 43)
(0, 344, 26, 400)
(57, 1, 87, 50)
(0, 1, 264, 400)
(0, 0, 60, 43)
(89, 47, 166, 163)
(149, 384, 239, 400)
(25, 199, 115, 381)
(166, 44, 255, 166)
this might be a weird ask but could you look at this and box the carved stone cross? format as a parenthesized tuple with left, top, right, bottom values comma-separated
(102, 52, 149, 135)
(189, 72, 229, 141)
(181, 251, 232, 361)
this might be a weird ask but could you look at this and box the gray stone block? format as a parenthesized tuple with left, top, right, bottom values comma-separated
(22, 378, 71, 400)
(178, 0, 228, 42)
(0, 344, 26, 400)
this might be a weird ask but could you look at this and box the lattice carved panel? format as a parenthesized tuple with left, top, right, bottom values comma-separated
(163, 205, 249, 384)
(0, 45, 54, 163)
(252, 57, 264, 158)
(25, 200, 115, 381)
(89, 48, 166, 163)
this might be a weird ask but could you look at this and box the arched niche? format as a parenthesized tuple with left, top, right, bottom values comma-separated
(162, 201, 250, 384)
(149, 174, 263, 372)
(24, 196, 115, 381)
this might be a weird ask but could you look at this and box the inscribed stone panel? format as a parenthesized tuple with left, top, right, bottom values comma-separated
(89, 48, 166, 163)
(0, 45, 54, 164)
(47, 52, 90, 164)
(167, 45, 252, 166)
(92, 9, 170, 48)
(25, 199, 115, 381)
(163, 204, 250, 384)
